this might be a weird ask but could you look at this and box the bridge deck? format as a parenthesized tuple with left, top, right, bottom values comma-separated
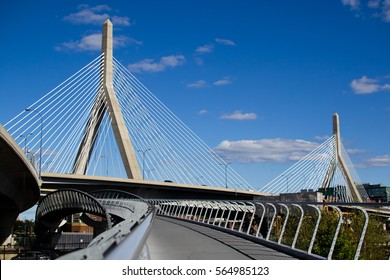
(147, 216, 297, 260)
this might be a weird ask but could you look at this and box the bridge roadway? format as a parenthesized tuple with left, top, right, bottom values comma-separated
(41, 173, 270, 200)
(146, 216, 297, 260)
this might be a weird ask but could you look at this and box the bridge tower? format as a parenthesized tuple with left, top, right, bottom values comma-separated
(321, 113, 363, 202)
(72, 19, 142, 180)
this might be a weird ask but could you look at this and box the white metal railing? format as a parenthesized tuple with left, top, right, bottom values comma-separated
(148, 199, 375, 260)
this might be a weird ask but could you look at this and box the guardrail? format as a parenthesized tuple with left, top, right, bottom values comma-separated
(58, 191, 155, 260)
(147, 200, 389, 260)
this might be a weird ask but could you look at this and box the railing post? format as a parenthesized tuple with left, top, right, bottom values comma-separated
(278, 204, 289, 244)
(354, 206, 369, 260)
(179, 201, 188, 218)
(213, 203, 222, 226)
(197, 202, 206, 222)
(218, 202, 227, 227)
(167, 201, 175, 216)
(245, 203, 256, 235)
(161, 201, 170, 215)
(307, 204, 321, 255)
(174, 201, 181, 217)
(255, 202, 266, 238)
(266, 203, 277, 241)
(291, 204, 304, 249)
(225, 202, 234, 228)
(231, 202, 241, 230)
(193, 202, 202, 220)
(206, 202, 217, 224)
(239, 203, 253, 233)
(202, 202, 211, 223)
(185, 201, 194, 219)
(328, 205, 343, 260)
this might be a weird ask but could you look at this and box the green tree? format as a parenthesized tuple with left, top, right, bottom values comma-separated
(358, 215, 390, 260)
(13, 219, 35, 235)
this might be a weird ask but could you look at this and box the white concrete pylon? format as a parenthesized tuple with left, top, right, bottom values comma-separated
(327, 113, 362, 202)
(72, 19, 142, 180)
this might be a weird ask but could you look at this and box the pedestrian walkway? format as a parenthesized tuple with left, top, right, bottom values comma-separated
(146, 216, 297, 260)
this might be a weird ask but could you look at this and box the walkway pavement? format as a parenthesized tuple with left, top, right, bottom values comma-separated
(146, 216, 297, 260)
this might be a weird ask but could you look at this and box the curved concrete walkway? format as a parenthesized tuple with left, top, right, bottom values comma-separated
(146, 216, 297, 260)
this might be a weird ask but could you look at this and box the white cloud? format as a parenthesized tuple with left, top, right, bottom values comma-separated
(343, 0, 390, 22)
(220, 111, 257, 121)
(341, 0, 361, 9)
(56, 34, 138, 52)
(346, 148, 367, 155)
(214, 139, 320, 163)
(215, 38, 236, 46)
(187, 80, 207, 88)
(195, 44, 214, 54)
(368, 0, 381, 8)
(127, 55, 185, 73)
(187, 77, 233, 88)
(194, 57, 204, 65)
(64, 5, 131, 26)
(360, 155, 390, 167)
(198, 109, 208, 115)
(350, 75, 390, 94)
(350, 76, 381, 94)
(56, 33, 102, 51)
(213, 77, 233, 86)
(116, 36, 142, 47)
(111, 15, 131, 26)
(368, 0, 390, 22)
(314, 135, 331, 141)
(384, 0, 390, 22)
(58, 5, 136, 52)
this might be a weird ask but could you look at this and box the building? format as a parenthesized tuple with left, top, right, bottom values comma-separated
(363, 183, 390, 203)
(62, 213, 102, 234)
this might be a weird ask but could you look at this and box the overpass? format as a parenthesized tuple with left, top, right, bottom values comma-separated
(41, 173, 270, 200)
(0, 125, 40, 244)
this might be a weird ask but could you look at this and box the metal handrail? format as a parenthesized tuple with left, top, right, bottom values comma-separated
(148, 199, 384, 260)
(59, 198, 155, 260)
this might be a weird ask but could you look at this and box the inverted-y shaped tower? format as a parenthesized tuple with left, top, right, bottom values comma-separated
(321, 113, 363, 202)
(72, 19, 142, 180)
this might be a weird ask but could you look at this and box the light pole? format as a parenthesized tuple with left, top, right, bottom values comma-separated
(100, 155, 108, 176)
(220, 162, 232, 188)
(145, 168, 155, 180)
(138, 149, 151, 179)
(19, 132, 33, 154)
(25, 108, 43, 180)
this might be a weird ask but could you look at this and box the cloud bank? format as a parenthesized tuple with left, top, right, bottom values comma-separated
(214, 138, 320, 163)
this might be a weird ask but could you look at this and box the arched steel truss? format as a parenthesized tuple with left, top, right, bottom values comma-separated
(35, 189, 155, 260)
(36, 189, 110, 235)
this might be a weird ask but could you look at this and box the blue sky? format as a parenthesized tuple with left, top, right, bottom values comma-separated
(1, 0, 390, 198)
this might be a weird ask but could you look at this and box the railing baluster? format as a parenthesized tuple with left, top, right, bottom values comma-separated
(292, 204, 304, 249)
(278, 203, 289, 244)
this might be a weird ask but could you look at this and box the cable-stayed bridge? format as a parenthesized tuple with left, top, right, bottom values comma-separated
(261, 115, 369, 203)
(3, 20, 364, 201)
(1, 20, 387, 260)
(5, 49, 253, 192)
